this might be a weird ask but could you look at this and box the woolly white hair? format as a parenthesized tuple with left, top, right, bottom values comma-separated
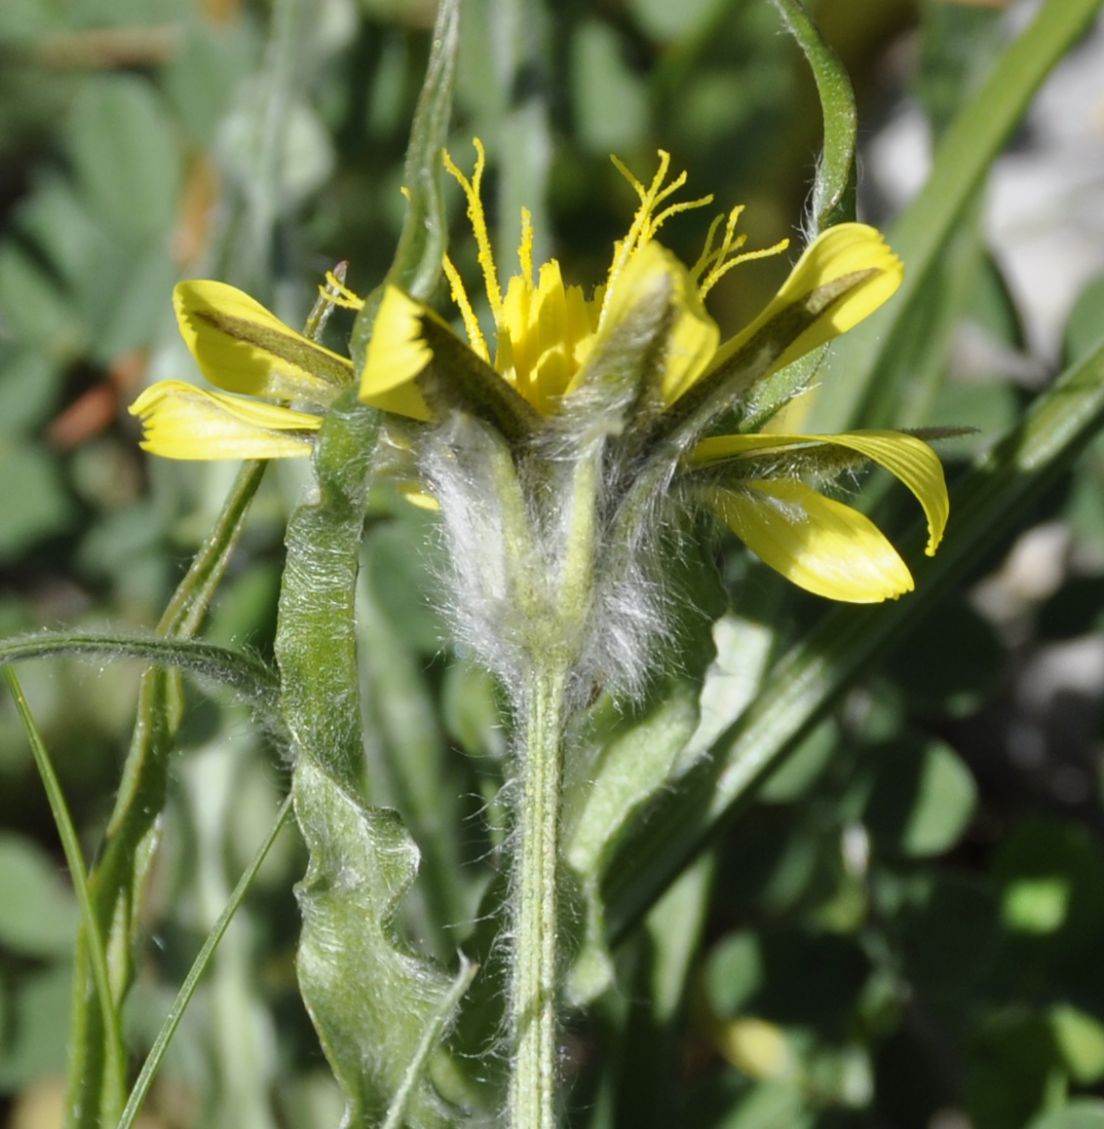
(417, 410, 678, 711)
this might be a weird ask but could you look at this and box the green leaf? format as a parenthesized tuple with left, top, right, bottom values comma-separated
(0, 349, 64, 437)
(1051, 1005, 1104, 1085)
(629, 0, 715, 41)
(117, 796, 294, 1129)
(604, 334, 1104, 942)
(65, 75, 182, 241)
(0, 441, 73, 560)
(561, 680, 700, 1004)
(0, 632, 280, 710)
(4, 667, 124, 1120)
(351, 0, 461, 366)
(861, 739, 977, 858)
(1065, 271, 1104, 365)
(810, 0, 1104, 434)
(66, 458, 268, 1129)
(0, 965, 72, 1090)
(1028, 1104, 1104, 1129)
(571, 20, 649, 153)
(994, 819, 1104, 951)
(293, 761, 467, 1128)
(770, 0, 856, 231)
(0, 833, 78, 957)
(917, 0, 1004, 137)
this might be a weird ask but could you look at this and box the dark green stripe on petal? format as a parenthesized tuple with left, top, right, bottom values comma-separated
(175, 281, 353, 404)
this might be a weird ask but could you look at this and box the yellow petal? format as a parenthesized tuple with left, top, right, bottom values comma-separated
(712, 1016, 793, 1080)
(357, 285, 433, 421)
(703, 479, 914, 603)
(397, 482, 440, 511)
(691, 428, 948, 555)
(711, 223, 903, 377)
(129, 380, 320, 460)
(568, 241, 719, 404)
(174, 281, 352, 403)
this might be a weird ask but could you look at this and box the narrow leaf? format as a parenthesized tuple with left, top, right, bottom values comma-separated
(606, 337, 1104, 940)
(810, 0, 1104, 433)
(0, 632, 280, 709)
(4, 668, 126, 1126)
(117, 797, 293, 1129)
(770, 0, 856, 231)
(350, 0, 462, 364)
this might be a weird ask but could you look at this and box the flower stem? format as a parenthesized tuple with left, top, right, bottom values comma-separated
(509, 660, 569, 1129)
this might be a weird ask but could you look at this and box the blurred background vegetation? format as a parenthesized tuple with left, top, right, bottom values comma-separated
(1, 0, 1104, 1125)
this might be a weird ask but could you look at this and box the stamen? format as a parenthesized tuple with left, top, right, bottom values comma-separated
(651, 168, 688, 207)
(693, 205, 747, 280)
(690, 213, 726, 279)
(518, 207, 534, 284)
(319, 271, 365, 310)
(647, 193, 714, 242)
(443, 253, 490, 362)
(443, 139, 504, 324)
(700, 236, 791, 299)
(603, 150, 679, 323)
(609, 154, 647, 200)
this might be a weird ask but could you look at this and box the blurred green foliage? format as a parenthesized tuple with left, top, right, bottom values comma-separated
(1, 0, 1103, 1126)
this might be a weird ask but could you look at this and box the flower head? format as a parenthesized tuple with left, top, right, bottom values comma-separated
(130, 144, 948, 605)
(359, 143, 945, 604)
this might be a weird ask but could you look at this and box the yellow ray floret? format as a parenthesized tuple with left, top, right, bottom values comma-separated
(708, 224, 903, 379)
(358, 286, 434, 421)
(129, 381, 321, 460)
(174, 281, 352, 404)
(362, 146, 899, 422)
(691, 429, 948, 556)
(703, 480, 915, 603)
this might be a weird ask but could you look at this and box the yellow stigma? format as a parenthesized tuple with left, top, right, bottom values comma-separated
(438, 143, 791, 416)
(692, 205, 790, 299)
(320, 270, 365, 310)
(443, 139, 503, 324)
(602, 150, 714, 325)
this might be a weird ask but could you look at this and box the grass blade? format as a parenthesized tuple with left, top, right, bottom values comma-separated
(115, 795, 293, 1129)
(4, 668, 127, 1125)
(810, 0, 1104, 433)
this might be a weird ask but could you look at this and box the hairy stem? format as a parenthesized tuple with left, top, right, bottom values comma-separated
(509, 661, 569, 1129)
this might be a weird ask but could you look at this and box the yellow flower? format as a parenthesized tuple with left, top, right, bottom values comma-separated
(360, 143, 901, 416)
(130, 144, 949, 603)
(359, 143, 947, 603)
(130, 280, 346, 460)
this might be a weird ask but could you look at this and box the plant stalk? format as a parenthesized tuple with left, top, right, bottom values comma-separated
(509, 660, 569, 1129)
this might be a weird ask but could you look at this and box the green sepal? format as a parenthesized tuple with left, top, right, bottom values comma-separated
(350, 0, 461, 366)
(0, 631, 279, 711)
(416, 313, 542, 444)
(571, 263, 676, 457)
(293, 760, 470, 1129)
(770, 0, 856, 232)
(649, 269, 877, 458)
